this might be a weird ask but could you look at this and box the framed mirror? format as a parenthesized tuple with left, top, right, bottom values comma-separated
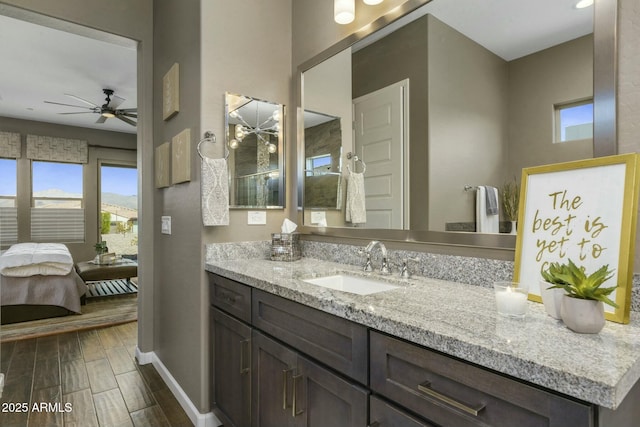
(299, 0, 616, 250)
(225, 92, 285, 208)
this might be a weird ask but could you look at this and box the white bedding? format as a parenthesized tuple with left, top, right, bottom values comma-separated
(0, 243, 74, 277)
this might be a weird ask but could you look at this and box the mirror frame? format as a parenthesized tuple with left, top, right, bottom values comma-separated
(296, 0, 617, 251)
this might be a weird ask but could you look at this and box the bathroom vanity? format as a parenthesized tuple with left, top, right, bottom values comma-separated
(207, 256, 640, 427)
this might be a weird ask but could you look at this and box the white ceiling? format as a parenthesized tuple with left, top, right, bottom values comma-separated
(355, 0, 593, 61)
(0, 12, 137, 134)
(0, 0, 592, 136)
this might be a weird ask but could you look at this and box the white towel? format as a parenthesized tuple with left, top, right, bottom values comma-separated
(346, 171, 366, 224)
(201, 158, 229, 226)
(476, 186, 499, 233)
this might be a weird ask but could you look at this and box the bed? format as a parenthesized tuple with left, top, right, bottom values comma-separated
(0, 243, 87, 324)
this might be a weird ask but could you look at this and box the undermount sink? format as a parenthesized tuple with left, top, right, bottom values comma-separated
(303, 274, 398, 295)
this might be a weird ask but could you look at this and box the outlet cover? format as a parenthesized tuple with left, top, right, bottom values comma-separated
(247, 211, 267, 225)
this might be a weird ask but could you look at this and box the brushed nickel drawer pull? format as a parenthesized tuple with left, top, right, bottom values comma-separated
(292, 374, 304, 416)
(418, 381, 485, 416)
(239, 339, 250, 374)
(282, 368, 293, 410)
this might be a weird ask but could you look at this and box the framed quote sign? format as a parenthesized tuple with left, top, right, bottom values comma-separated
(513, 153, 640, 323)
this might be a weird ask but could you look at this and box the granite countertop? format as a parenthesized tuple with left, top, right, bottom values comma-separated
(205, 257, 640, 410)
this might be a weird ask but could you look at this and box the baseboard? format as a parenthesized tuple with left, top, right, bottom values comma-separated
(135, 347, 221, 427)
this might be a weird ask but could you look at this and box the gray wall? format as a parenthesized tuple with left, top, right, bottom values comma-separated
(353, 15, 430, 230)
(507, 35, 594, 178)
(426, 14, 508, 231)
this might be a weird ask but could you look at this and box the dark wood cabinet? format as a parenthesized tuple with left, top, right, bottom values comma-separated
(296, 355, 368, 427)
(252, 331, 298, 427)
(212, 308, 251, 427)
(252, 331, 369, 427)
(252, 289, 368, 384)
(369, 395, 436, 427)
(370, 331, 593, 427)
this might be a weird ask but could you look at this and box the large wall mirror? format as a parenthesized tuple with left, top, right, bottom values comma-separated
(226, 92, 285, 208)
(299, 0, 616, 249)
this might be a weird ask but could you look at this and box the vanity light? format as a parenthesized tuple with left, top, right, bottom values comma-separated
(229, 139, 239, 150)
(268, 143, 277, 154)
(575, 0, 593, 8)
(334, 0, 355, 24)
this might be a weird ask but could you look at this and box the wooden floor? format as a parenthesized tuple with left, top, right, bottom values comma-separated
(0, 322, 193, 427)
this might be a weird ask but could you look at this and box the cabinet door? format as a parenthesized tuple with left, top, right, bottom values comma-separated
(213, 308, 251, 427)
(295, 355, 369, 427)
(252, 331, 298, 427)
(370, 395, 435, 427)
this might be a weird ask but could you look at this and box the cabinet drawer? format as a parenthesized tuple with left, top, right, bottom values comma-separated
(370, 395, 436, 427)
(209, 273, 252, 323)
(370, 331, 593, 427)
(252, 289, 368, 384)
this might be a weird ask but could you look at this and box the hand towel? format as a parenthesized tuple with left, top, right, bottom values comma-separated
(201, 158, 229, 226)
(346, 171, 366, 224)
(485, 185, 499, 215)
(476, 186, 499, 233)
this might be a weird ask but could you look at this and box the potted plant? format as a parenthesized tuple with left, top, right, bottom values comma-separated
(541, 259, 616, 333)
(501, 178, 519, 234)
(94, 241, 108, 255)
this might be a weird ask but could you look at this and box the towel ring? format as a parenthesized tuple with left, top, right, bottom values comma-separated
(346, 152, 366, 174)
(197, 131, 229, 160)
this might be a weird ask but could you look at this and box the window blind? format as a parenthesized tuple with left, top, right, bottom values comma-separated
(0, 132, 21, 159)
(26, 134, 88, 164)
(0, 207, 18, 246)
(31, 208, 85, 242)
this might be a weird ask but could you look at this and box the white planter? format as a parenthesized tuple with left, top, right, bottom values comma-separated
(560, 295, 606, 334)
(540, 281, 564, 319)
(510, 221, 517, 235)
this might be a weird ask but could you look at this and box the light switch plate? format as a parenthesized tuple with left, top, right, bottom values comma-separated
(310, 211, 326, 224)
(161, 216, 172, 234)
(247, 211, 267, 225)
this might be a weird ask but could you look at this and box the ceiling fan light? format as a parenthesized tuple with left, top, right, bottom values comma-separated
(363, 0, 383, 5)
(101, 111, 115, 118)
(334, 0, 355, 24)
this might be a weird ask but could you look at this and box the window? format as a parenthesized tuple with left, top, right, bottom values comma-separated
(31, 161, 84, 242)
(100, 164, 138, 257)
(554, 100, 593, 143)
(306, 154, 333, 175)
(0, 158, 18, 245)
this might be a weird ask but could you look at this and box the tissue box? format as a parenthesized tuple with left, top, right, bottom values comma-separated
(270, 233, 301, 261)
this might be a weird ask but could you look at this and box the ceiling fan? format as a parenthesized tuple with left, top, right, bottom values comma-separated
(44, 88, 137, 126)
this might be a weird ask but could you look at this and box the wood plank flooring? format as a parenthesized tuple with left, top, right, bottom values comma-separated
(0, 322, 193, 427)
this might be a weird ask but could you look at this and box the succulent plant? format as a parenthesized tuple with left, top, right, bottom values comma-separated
(541, 259, 617, 308)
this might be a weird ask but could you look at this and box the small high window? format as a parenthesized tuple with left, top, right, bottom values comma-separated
(554, 100, 593, 143)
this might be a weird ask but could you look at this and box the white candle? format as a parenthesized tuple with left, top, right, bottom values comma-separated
(495, 287, 528, 317)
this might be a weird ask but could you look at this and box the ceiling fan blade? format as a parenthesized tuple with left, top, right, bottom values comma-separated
(58, 112, 94, 115)
(109, 95, 126, 109)
(96, 116, 108, 124)
(44, 100, 94, 109)
(115, 115, 137, 126)
(65, 93, 100, 107)
(119, 112, 138, 118)
(117, 108, 137, 113)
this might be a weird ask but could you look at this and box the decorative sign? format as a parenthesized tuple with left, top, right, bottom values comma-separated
(171, 128, 191, 184)
(155, 142, 171, 188)
(514, 154, 640, 324)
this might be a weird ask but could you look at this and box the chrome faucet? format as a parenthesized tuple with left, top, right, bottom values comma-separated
(364, 240, 391, 275)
